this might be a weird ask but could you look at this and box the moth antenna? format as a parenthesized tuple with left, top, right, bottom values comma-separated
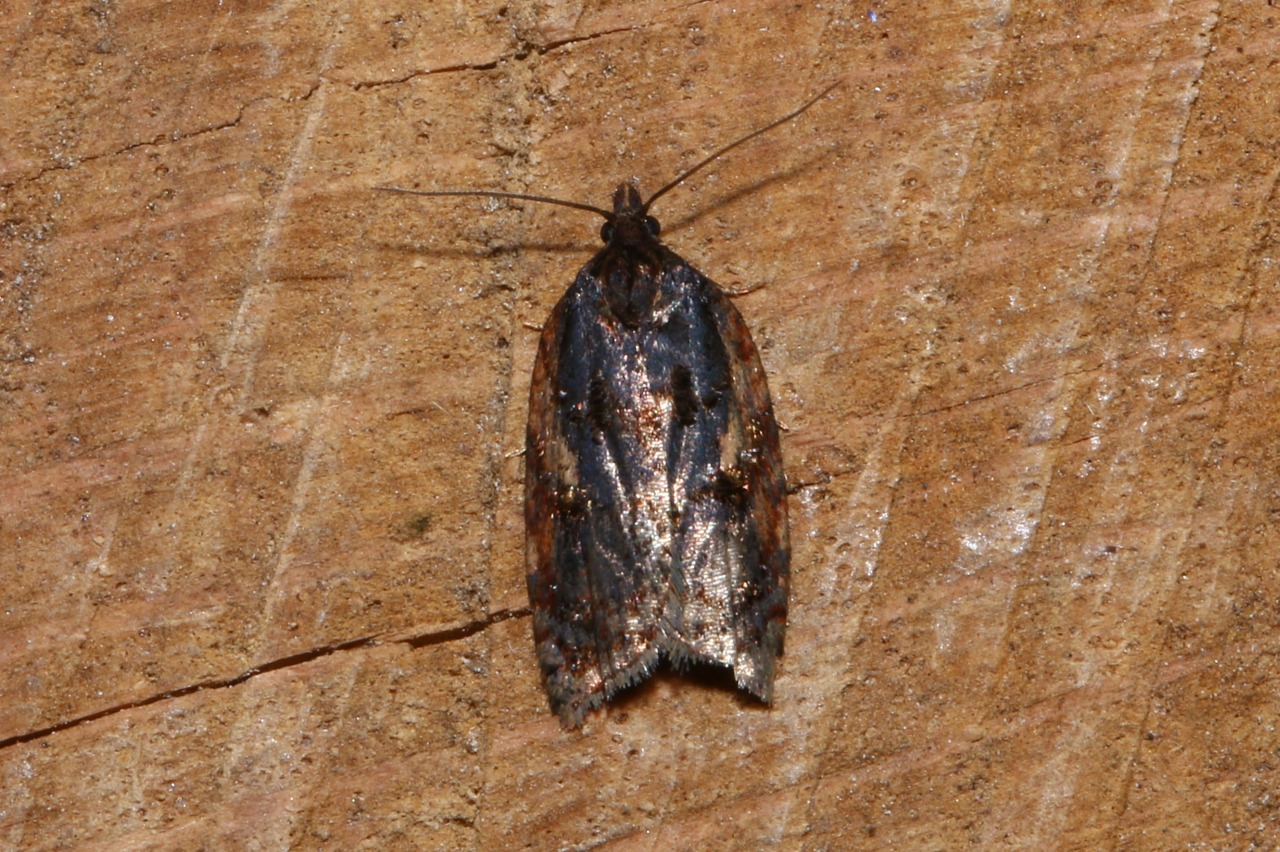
(373, 186, 611, 219)
(641, 80, 842, 212)
(376, 81, 839, 219)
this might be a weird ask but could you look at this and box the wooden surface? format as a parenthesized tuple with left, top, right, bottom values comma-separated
(3, 0, 1278, 848)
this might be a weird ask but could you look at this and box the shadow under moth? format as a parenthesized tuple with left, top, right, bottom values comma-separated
(380, 82, 838, 728)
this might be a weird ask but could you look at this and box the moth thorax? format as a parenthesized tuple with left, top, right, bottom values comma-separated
(602, 255, 661, 328)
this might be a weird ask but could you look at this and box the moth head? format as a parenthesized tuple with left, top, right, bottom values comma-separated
(600, 182, 661, 245)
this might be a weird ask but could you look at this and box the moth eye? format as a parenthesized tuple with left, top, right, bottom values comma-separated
(600, 221, 614, 243)
(644, 216, 661, 237)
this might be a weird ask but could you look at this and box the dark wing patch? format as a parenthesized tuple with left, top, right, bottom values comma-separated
(670, 364, 699, 428)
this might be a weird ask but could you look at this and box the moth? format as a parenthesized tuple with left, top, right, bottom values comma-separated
(380, 83, 837, 727)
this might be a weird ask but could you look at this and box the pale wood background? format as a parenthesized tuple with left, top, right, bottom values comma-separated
(2, 0, 1278, 848)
